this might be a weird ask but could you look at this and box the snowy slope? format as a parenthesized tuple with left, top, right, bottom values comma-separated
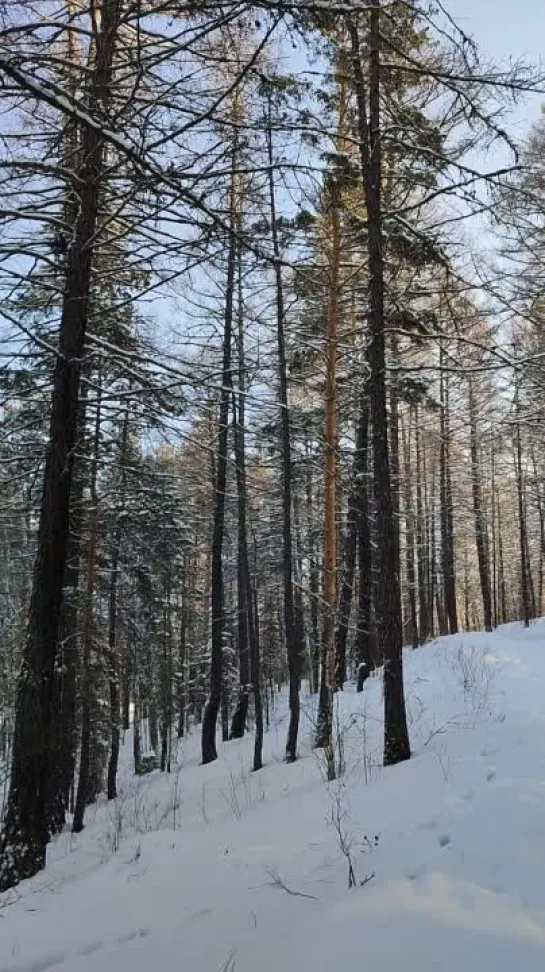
(2, 623, 545, 972)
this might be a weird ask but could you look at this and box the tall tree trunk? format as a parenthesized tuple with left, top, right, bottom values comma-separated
(251, 534, 264, 771)
(490, 446, 498, 627)
(107, 411, 129, 800)
(230, 238, 250, 740)
(266, 104, 303, 762)
(45, 1, 86, 839)
(334, 397, 368, 688)
(201, 146, 237, 765)
(496, 494, 508, 625)
(514, 393, 530, 627)
(306, 443, 320, 694)
(72, 374, 102, 834)
(389, 334, 402, 627)
(468, 379, 493, 631)
(350, 10, 410, 766)
(231, 386, 259, 757)
(0, 0, 119, 890)
(316, 175, 341, 779)
(177, 552, 189, 739)
(439, 347, 458, 634)
(428, 465, 438, 638)
(47, 384, 88, 836)
(356, 404, 376, 684)
(532, 453, 545, 616)
(414, 408, 429, 643)
(401, 414, 419, 649)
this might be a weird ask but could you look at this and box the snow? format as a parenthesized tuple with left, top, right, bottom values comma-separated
(3, 622, 545, 971)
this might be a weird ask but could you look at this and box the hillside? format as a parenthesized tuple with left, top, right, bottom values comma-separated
(2, 623, 545, 972)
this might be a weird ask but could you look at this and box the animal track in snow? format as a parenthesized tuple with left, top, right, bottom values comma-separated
(116, 928, 151, 945)
(79, 942, 103, 957)
(5, 954, 66, 972)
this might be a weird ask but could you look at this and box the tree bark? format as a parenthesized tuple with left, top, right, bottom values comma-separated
(106, 411, 129, 799)
(0, 3, 118, 887)
(514, 391, 531, 627)
(201, 144, 237, 765)
(266, 103, 303, 762)
(468, 378, 493, 631)
(349, 9, 410, 766)
(356, 403, 376, 681)
(401, 414, 419, 649)
(316, 175, 341, 779)
(414, 407, 429, 643)
(46, 384, 88, 836)
(230, 237, 250, 740)
(72, 372, 102, 834)
(439, 347, 458, 634)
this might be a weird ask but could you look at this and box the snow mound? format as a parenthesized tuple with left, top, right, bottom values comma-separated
(3, 622, 545, 972)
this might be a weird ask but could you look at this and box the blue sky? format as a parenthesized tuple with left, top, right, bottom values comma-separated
(450, 0, 544, 135)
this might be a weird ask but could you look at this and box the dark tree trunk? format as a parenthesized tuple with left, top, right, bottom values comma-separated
(0, 36, 117, 895)
(349, 10, 410, 766)
(428, 467, 438, 638)
(316, 173, 341, 779)
(490, 447, 498, 627)
(306, 445, 320, 694)
(356, 405, 376, 680)
(401, 415, 419, 649)
(230, 387, 256, 745)
(389, 334, 402, 627)
(230, 240, 250, 740)
(514, 396, 531, 627)
(106, 411, 129, 800)
(335, 397, 369, 688)
(414, 408, 429, 643)
(133, 694, 141, 775)
(177, 552, 189, 739)
(496, 495, 508, 625)
(72, 376, 102, 835)
(0, 1, 119, 891)
(251, 535, 264, 772)
(532, 454, 545, 616)
(46, 385, 88, 837)
(468, 379, 493, 631)
(201, 146, 237, 765)
(266, 106, 303, 762)
(439, 350, 458, 634)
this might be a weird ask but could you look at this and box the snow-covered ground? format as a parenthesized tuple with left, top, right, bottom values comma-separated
(2, 622, 545, 972)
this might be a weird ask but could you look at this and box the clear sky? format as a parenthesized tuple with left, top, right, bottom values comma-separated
(449, 0, 544, 136)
